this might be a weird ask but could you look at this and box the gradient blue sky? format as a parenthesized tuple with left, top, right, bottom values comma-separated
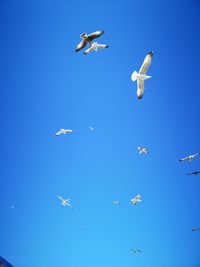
(0, 0, 200, 266)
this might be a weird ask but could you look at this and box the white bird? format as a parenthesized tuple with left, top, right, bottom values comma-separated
(131, 195, 142, 205)
(54, 129, 73, 136)
(131, 51, 153, 99)
(57, 195, 72, 208)
(130, 248, 142, 253)
(89, 126, 95, 131)
(84, 42, 109, 54)
(137, 146, 149, 154)
(179, 153, 200, 162)
(113, 200, 120, 205)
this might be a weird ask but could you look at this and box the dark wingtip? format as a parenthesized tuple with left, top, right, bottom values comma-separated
(106, 45, 109, 48)
(148, 51, 154, 56)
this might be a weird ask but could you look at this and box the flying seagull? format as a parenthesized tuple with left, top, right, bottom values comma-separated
(75, 31, 105, 52)
(130, 248, 142, 253)
(187, 171, 200, 175)
(131, 195, 142, 205)
(179, 153, 200, 162)
(57, 195, 72, 208)
(131, 51, 153, 99)
(192, 227, 200, 231)
(84, 42, 109, 54)
(113, 200, 120, 205)
(137, 146, 149, 154)
(54, 129, 73, 136)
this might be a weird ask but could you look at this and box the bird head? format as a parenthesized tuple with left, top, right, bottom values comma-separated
(80, 33, 87, 39)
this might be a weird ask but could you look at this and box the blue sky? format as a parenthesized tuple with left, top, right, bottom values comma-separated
(0, 0, 200, 266)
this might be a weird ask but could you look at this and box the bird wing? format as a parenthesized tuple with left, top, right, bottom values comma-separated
(64, 129, 73, 133)
(139, 52, 153, 74)
(54, 130, 62, 136)
(193, 153, 200, 158)
(137, 79, 144, 94)
(96, 44, 108, 49)
(87, 31, 104, 41)
(84, 46, 93, 54)
(57, 195, 64, 202)
(75, 39, 87, 52)
(179, 156, 188, 161)
(66, 202, 72, 208)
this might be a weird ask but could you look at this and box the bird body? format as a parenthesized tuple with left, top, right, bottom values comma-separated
(54, 129, 73, 136)
(131, 195, 142, 205)
(179, 153, 200, 162)
(131, 71, 151, 81)
(131, 51, 153, 99)
(57, 196, 72, 208)
(89, 126, 95, 131)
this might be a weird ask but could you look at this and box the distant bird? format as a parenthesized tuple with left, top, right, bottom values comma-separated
(131, 51, 153, 99)
(75, 31, 105, 52)
(179, 153, 200, 162)
(137, 146, 149, 154)
(187, 171, 200, 175)
(113, 200, 120, 205)
(80, 226, 87, 230)
(84, 42, 109, 54)
(89, 126, 95, 131)
(131, 195, 142, 205)
(192, 227, 200, 231)
(57, 196, 72, 208)
(54, 129, 73, 136)
(130, 248, 142, 254)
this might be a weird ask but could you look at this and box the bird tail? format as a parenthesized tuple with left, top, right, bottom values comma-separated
(131, 71, 138, 81)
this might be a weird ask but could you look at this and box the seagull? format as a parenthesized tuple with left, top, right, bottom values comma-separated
(130, 248, 142, 253)
(131, 195, 142, 205)
(89, 126, 95, 131)
(131, 51, 153, 99)
(192, 227, 200, 231)
(137, 146, 149, 154)
(187, 171, 200, 175)
(179, 153, 200, 162)
(54, 129, 73, 136)
(112, 200, 120, 205)
(57, 195, 72, 208)
(75, 31, 105, 52)
(84, 42, 109, 54)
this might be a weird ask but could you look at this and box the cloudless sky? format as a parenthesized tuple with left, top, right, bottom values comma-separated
(0, 0, 200, 266)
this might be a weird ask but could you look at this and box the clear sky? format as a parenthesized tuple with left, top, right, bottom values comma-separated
(0, 0, 200, 266)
